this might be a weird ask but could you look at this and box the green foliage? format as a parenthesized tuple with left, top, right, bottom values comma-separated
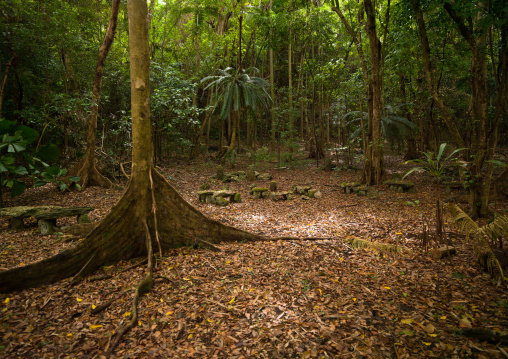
(0, 119, 75, 197)
(201, 67, 271, 120)
(402, 143, 466, 182)
(345, 104, 417, 151)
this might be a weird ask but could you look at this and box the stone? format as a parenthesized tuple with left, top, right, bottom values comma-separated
(1, 206, 94, 234)
(246, 166, 256, 181)
(233, 193, 242, 203)
(257, 173, 272, 181)
(269, 181, 277, 192)
(308, 189, 322, 199)
(261, 191, 270, 199)
(223, 175, 239, 183)
(216, 165, 224, 181)
(301, 195, 310, 200)
(198, 183, 211, 191)
(198, 190, 214, 202)
(383, 180, 415, 193)
(215, 196, 228, 206)
(39, 219, 57, 235)
(77, 214, 91, 224)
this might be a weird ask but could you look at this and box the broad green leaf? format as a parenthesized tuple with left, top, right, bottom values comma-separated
(12, 166, 28, 175)
(34, 144, 59, 163)
(16, 125, 39, 144)
(34, 180, 48, 188)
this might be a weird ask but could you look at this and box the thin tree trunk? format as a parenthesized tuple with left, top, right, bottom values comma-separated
(0, 54, 17, 119)
(362, 0, 384, 185)
(76, 0, 121, 188)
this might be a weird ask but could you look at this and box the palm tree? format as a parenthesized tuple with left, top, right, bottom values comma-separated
(201, 67, 271, 158)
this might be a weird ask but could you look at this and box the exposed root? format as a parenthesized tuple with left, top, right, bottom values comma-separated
(149, 168, 162, 258)
(72, 158, 113, 189)
(107, 221, 154, 355)
(120, 161, 131, 180)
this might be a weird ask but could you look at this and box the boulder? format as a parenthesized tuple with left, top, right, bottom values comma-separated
(257, 173, 272, 181)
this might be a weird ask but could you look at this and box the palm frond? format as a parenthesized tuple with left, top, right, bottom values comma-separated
(349, 238, 407, 253)
(448, 203, 506, 285)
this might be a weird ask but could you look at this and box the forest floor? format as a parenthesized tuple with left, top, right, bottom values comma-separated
(0, 152, 507, 358)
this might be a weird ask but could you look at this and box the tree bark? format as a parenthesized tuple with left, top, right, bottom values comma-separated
(0, 54, 17, 119)
(361, 0, 385, 185)
(75, 0, 121, 189)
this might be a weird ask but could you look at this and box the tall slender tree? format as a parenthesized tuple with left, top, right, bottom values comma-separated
(74, 0, 120, 188)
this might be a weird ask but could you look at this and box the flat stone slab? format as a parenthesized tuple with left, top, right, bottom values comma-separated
(383, 180, 415, 192)
(1, 206, 94, 235)
(0, 206, 94, 220)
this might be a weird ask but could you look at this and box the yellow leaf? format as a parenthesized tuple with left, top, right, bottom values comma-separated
(383, 286, 390, 290)
(440, 316, 447, 320)
(401, 319, 414, 325)
(183, 277, 192, 281)
(247, 268, 252, 271)
(317, 288, 322, 295)
(138, 321, 142, 326)
(226, 261, 231, 264)
(123, 312, 131, 317)
(228, 297, 236, 305)
(396, 232, 402, 235)
(2, 308, 7, 312)
(76, 298, 83, 302)
(206, 318, 214, 323)
(160, 298, 164, 303)
(19, 263, 25, 266)
(3, 298, 10, 304)
(67, 333, 72, 337)
(422, 341, 432, 346)
(353, 298, 357, 302)
(91, 304, 96, 310)
(166, 311, 174, 316)
(188, 333, 193, 339)
(249, 288, 254, 293)
(89, 324, 103, 329)
(428, 334, 437, 337)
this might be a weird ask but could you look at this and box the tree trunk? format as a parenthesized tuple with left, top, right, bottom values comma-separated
(361, 0, 384, 185)
(75, 0, 120, 189)
(0, 0, 263, 295)
(0, 54, 17, 119)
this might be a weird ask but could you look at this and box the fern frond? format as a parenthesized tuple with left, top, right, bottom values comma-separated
(448, 203, 506, 285)
(349, 238, 407, 253)
(477, 215, 508, 239)
(448, 203, 479, 239)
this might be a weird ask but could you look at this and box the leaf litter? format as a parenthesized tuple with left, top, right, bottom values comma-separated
(0, 157, 507, 358)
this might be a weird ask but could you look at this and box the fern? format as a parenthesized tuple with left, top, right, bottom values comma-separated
(349, 238, 407, 253)
(448, 203, 506, 285)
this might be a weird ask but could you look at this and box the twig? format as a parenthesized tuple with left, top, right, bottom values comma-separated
(88, 274, 113, 282)
(120, 258, 148, 273)
(91, 299, 114, 315)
